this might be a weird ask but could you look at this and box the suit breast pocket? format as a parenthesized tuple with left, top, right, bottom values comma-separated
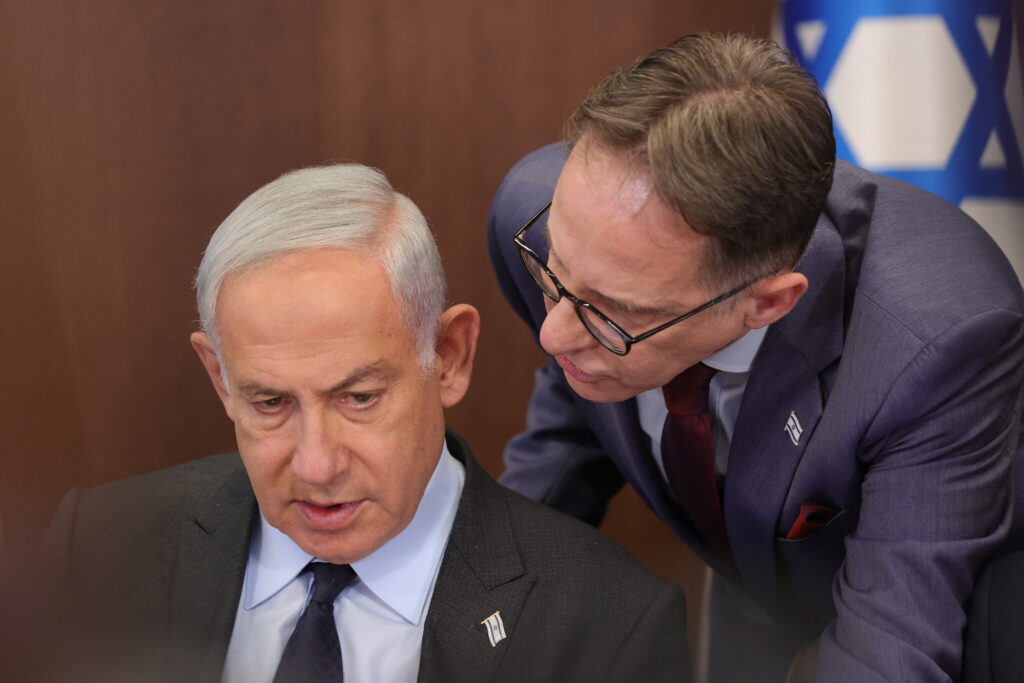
(777, 508, 856, 619)
(785, 503, 840, 540)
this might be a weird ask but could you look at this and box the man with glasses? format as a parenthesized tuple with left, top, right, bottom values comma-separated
(488, 33, 1024, 682)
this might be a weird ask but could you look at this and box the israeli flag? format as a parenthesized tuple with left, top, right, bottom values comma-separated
(480, 610, 507, 647)
(780, 0, 1024, 281)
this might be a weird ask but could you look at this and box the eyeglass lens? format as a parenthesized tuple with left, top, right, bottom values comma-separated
(520, 250, 628, 353)
(578, 307, 626, 353)
(520, 251, 559, 301)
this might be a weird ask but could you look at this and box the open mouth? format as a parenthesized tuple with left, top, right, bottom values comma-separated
(296, 499, 365, 530)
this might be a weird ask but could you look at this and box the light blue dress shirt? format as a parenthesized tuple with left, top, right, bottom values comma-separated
(221, 440, 465, 683)
(637, 326, 767, 483)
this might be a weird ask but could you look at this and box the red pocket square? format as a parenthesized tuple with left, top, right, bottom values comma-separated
(785, 504, 840, 540)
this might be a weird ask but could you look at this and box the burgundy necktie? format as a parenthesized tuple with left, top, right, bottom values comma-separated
(661, 363, 734, 567)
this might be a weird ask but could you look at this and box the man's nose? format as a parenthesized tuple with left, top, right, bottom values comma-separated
(538, 296, 598, 356)
(291, 407, 348, 485)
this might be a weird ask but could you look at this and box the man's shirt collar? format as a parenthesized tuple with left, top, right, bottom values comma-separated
(702, 326, 767, 374)
(243, 439, 465, 626)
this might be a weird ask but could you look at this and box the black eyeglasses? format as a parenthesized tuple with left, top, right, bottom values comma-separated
(513, 201, 758, 355)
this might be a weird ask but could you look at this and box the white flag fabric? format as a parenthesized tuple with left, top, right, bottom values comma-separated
(779, 0, 1024, 281)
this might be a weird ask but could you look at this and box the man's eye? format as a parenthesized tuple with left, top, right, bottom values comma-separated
(254, 397, 287, 412)
(345, 392, 379, 409)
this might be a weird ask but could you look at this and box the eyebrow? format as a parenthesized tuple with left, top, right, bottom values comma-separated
(236, 363, 391, 400)
(544, 222, 677, 318)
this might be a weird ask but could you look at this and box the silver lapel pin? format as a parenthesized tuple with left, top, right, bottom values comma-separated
(481, 611, 507, 647)
(784, 411, 804, 446)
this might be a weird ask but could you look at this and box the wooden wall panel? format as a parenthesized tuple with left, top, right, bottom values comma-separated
(1, 0, 774, 655)
(0, 0, 327, 555)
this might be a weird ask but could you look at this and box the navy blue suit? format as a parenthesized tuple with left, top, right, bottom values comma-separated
(488, 143, 1024, 682)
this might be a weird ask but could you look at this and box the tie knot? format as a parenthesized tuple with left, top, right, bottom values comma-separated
(306, 562, 357, 606)
(662, 363, 718, 415)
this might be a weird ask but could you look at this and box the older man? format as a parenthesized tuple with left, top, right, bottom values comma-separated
(487, 33, 1024, 682)
(45, 163, 688, 682)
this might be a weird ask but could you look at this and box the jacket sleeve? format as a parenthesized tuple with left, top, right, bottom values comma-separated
(815, 305, 1024, 682)
(487, 144, 625, 526)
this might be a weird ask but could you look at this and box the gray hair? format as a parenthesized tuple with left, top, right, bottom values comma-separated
(195, 163, 446, 367)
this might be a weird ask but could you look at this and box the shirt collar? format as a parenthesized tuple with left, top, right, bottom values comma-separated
(702, 326, 767, 374)
(244, 438, 465, 626)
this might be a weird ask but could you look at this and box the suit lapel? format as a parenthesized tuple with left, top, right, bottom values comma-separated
(585, 399, 708, 557)
(419, 432, 536, 682)
(726, 336, 825, 605)
(168, 460, 255, 683)
(724, 218, 847, 607)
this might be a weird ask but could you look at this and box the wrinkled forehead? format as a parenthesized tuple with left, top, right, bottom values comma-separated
(215, 248, 408, 349)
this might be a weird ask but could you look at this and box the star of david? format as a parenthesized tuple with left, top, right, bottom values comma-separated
(781, 0, 1024, 205)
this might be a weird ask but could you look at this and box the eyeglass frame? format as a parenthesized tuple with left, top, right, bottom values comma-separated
(513, 200, 761, 356)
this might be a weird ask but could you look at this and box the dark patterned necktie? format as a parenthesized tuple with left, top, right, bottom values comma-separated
(661, 363, 734, 567)
(272, 562, 357, 683)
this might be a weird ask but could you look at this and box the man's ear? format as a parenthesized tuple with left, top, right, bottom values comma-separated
(190, 331, 235, 419)
(434, 304, 480, 409)
(743, 272, 808, 329)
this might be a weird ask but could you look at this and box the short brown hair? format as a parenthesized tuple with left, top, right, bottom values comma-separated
(568, 33, 835, 289)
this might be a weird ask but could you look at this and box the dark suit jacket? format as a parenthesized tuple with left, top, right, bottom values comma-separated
(45, 430, 689, 682)
(963, 551, 1024, 683)
(487, 143, 1024, 682)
